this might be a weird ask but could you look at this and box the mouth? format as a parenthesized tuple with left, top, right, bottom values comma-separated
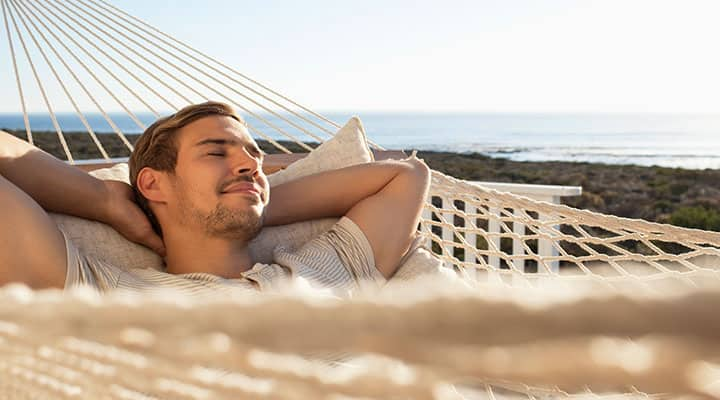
(221, 182, 262, 198)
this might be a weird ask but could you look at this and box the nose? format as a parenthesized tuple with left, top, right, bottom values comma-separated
(232, 147, 261, 177)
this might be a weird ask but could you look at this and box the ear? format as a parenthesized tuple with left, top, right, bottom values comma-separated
(136, 167, 169, 204)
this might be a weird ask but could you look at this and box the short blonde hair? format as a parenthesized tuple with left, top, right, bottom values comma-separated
(128, 101, 246, 234)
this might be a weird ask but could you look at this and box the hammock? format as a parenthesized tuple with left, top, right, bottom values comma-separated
(2, 0, 720, 398)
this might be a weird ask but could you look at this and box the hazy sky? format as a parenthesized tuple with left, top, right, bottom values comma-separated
(1, 0, 719, 113)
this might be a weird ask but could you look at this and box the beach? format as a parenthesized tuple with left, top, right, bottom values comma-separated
(5, 129, 720, 233)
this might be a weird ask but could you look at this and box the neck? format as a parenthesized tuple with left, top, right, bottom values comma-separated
(162, 227, 254, 278)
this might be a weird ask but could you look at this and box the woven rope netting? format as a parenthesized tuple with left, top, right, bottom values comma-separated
(2, 0, 720, 398)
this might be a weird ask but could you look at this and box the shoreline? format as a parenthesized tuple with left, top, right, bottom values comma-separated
(5, 129, 720, 232)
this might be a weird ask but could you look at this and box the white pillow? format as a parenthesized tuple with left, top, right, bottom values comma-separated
(50, 163, 163, 270)
(267, 116, 373, 186)
(252, 116, 374, 263)
(51, 116, 374, 271)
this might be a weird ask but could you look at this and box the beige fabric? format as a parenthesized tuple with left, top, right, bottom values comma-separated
(62, 216, 389, 298)
(87, 161, 129, 182)
(248, 218, 338, 264)
(266, 116, 374, 187)
(50, 163, 163, 271)
(3, 274, 719, 399)
(253, 116, 376, 264)
(50, 117, 376, 270)
(390, 235, 458, 283)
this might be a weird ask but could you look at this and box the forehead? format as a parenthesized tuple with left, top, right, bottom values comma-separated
(176, 115, 254, 148)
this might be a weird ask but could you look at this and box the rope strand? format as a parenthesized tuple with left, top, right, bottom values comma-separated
(9, 0, 110, 160)
(26, 0, 154, 130)
(1, 0, 32, 144)
(5, 0, 73, 163)
(13, 0, 134, 152)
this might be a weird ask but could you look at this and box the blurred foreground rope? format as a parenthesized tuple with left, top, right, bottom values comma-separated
(0, 282, 719, 399)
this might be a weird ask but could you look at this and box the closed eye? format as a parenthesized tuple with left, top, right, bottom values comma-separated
(247, 146, 263, 158)
(207, 152, 225, 157)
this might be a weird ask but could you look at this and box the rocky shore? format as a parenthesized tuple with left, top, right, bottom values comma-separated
(7, 129, 720, 232)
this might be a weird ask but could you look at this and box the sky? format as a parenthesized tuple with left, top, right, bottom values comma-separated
(1, 0, 719, 113)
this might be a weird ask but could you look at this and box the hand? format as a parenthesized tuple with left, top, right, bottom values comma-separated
(101, 180, 166, 257)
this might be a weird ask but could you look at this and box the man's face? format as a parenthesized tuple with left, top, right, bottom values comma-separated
(167, 115, 269, 242)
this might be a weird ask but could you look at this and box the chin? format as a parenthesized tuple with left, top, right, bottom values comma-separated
(207, 209, 264, 242)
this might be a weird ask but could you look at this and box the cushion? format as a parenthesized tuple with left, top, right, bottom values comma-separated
(252, 116, 374, 263)
(51, 116, 374, 271)
(50, 163, 163, 270)
(267, 116, 374, 186)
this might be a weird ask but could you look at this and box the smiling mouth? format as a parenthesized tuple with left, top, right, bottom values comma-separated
(220, 187, 263, 203)
(222, 187, 258, 194)
(222, 189, 260, 197)
(221, 181, 260, 193)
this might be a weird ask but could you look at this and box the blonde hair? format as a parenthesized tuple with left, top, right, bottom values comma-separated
(128, 101, 246, 234)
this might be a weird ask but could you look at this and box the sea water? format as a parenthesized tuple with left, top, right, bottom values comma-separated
(1, 112, 719, 169)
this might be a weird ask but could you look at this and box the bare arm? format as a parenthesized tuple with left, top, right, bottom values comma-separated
(0, 131, 111, 222)
(265, 156, 431, 278)
(0, 130, 101, 289)
(0, 130, 163, 289)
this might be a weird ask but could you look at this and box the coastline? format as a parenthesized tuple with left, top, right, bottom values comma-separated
(6, 129, 720, 232)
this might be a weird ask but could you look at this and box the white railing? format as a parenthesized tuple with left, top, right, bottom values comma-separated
(423, 181, 582, 273)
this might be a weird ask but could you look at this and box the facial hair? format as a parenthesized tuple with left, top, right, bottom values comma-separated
(173, 176, 264, 242)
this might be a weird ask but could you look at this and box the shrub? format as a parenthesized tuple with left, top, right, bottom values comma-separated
(669, 206, 720, 231)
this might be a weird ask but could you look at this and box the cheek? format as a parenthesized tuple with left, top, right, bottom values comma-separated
(174, 170, 221, 203)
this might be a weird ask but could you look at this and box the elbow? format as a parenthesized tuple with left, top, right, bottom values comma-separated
(399, 156, 431, 197)
(409, 155, 431, 182)
(0, 131, 34, 164)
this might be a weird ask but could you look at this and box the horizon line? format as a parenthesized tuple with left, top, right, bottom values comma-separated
(1, 110, 719, 116)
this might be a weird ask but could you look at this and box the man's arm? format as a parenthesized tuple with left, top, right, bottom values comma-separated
(0, 130, 163, 289)
(0, 132, 112, 222)
(264, 157, 431, 278)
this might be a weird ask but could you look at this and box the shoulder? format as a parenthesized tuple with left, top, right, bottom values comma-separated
(242, 262, 290, 291)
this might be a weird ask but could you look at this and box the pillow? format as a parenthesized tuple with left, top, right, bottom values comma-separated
(267, 116, 374, 186)
(51, 116, 374, 271)
(252, 116, 374, 263)
(50, 163, 163, 270)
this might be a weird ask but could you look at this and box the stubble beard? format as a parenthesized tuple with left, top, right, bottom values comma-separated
(175, 181, 264, 242)
(203, 203, 264, 241)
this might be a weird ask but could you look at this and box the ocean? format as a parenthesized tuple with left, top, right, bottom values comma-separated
(1, 112, 719, 170)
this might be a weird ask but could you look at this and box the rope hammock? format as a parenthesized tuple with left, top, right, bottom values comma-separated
(2, 0, 720, 398)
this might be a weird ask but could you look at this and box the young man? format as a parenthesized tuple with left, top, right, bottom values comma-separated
(0, 102, 430, 296)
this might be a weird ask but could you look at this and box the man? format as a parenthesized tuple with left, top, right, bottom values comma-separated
(0, 102, 430, 295)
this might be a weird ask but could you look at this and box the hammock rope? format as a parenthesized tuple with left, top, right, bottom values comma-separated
(1, 285, 719, 399)
(88, 0, 383, 150)
(13, 0, 133, 152)
(72, 0, 331, 145)
(55, 0, 321, 151)
(10, 0, 110, 159)
(1, 0, 31, 144)
(2, 0, 720, 398)
(91, 0, 345, 135)
(23, 0, 159, 129)
(51, 0, 325, 152)
(4, 0, 73, 162)
(6, 0, 386, 156)
(42, 0, 191, 108)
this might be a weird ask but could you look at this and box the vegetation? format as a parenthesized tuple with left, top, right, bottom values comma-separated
(6, 129, 720, 232)
(669, 206, 720, 231)
(416, 150, 720, 232)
